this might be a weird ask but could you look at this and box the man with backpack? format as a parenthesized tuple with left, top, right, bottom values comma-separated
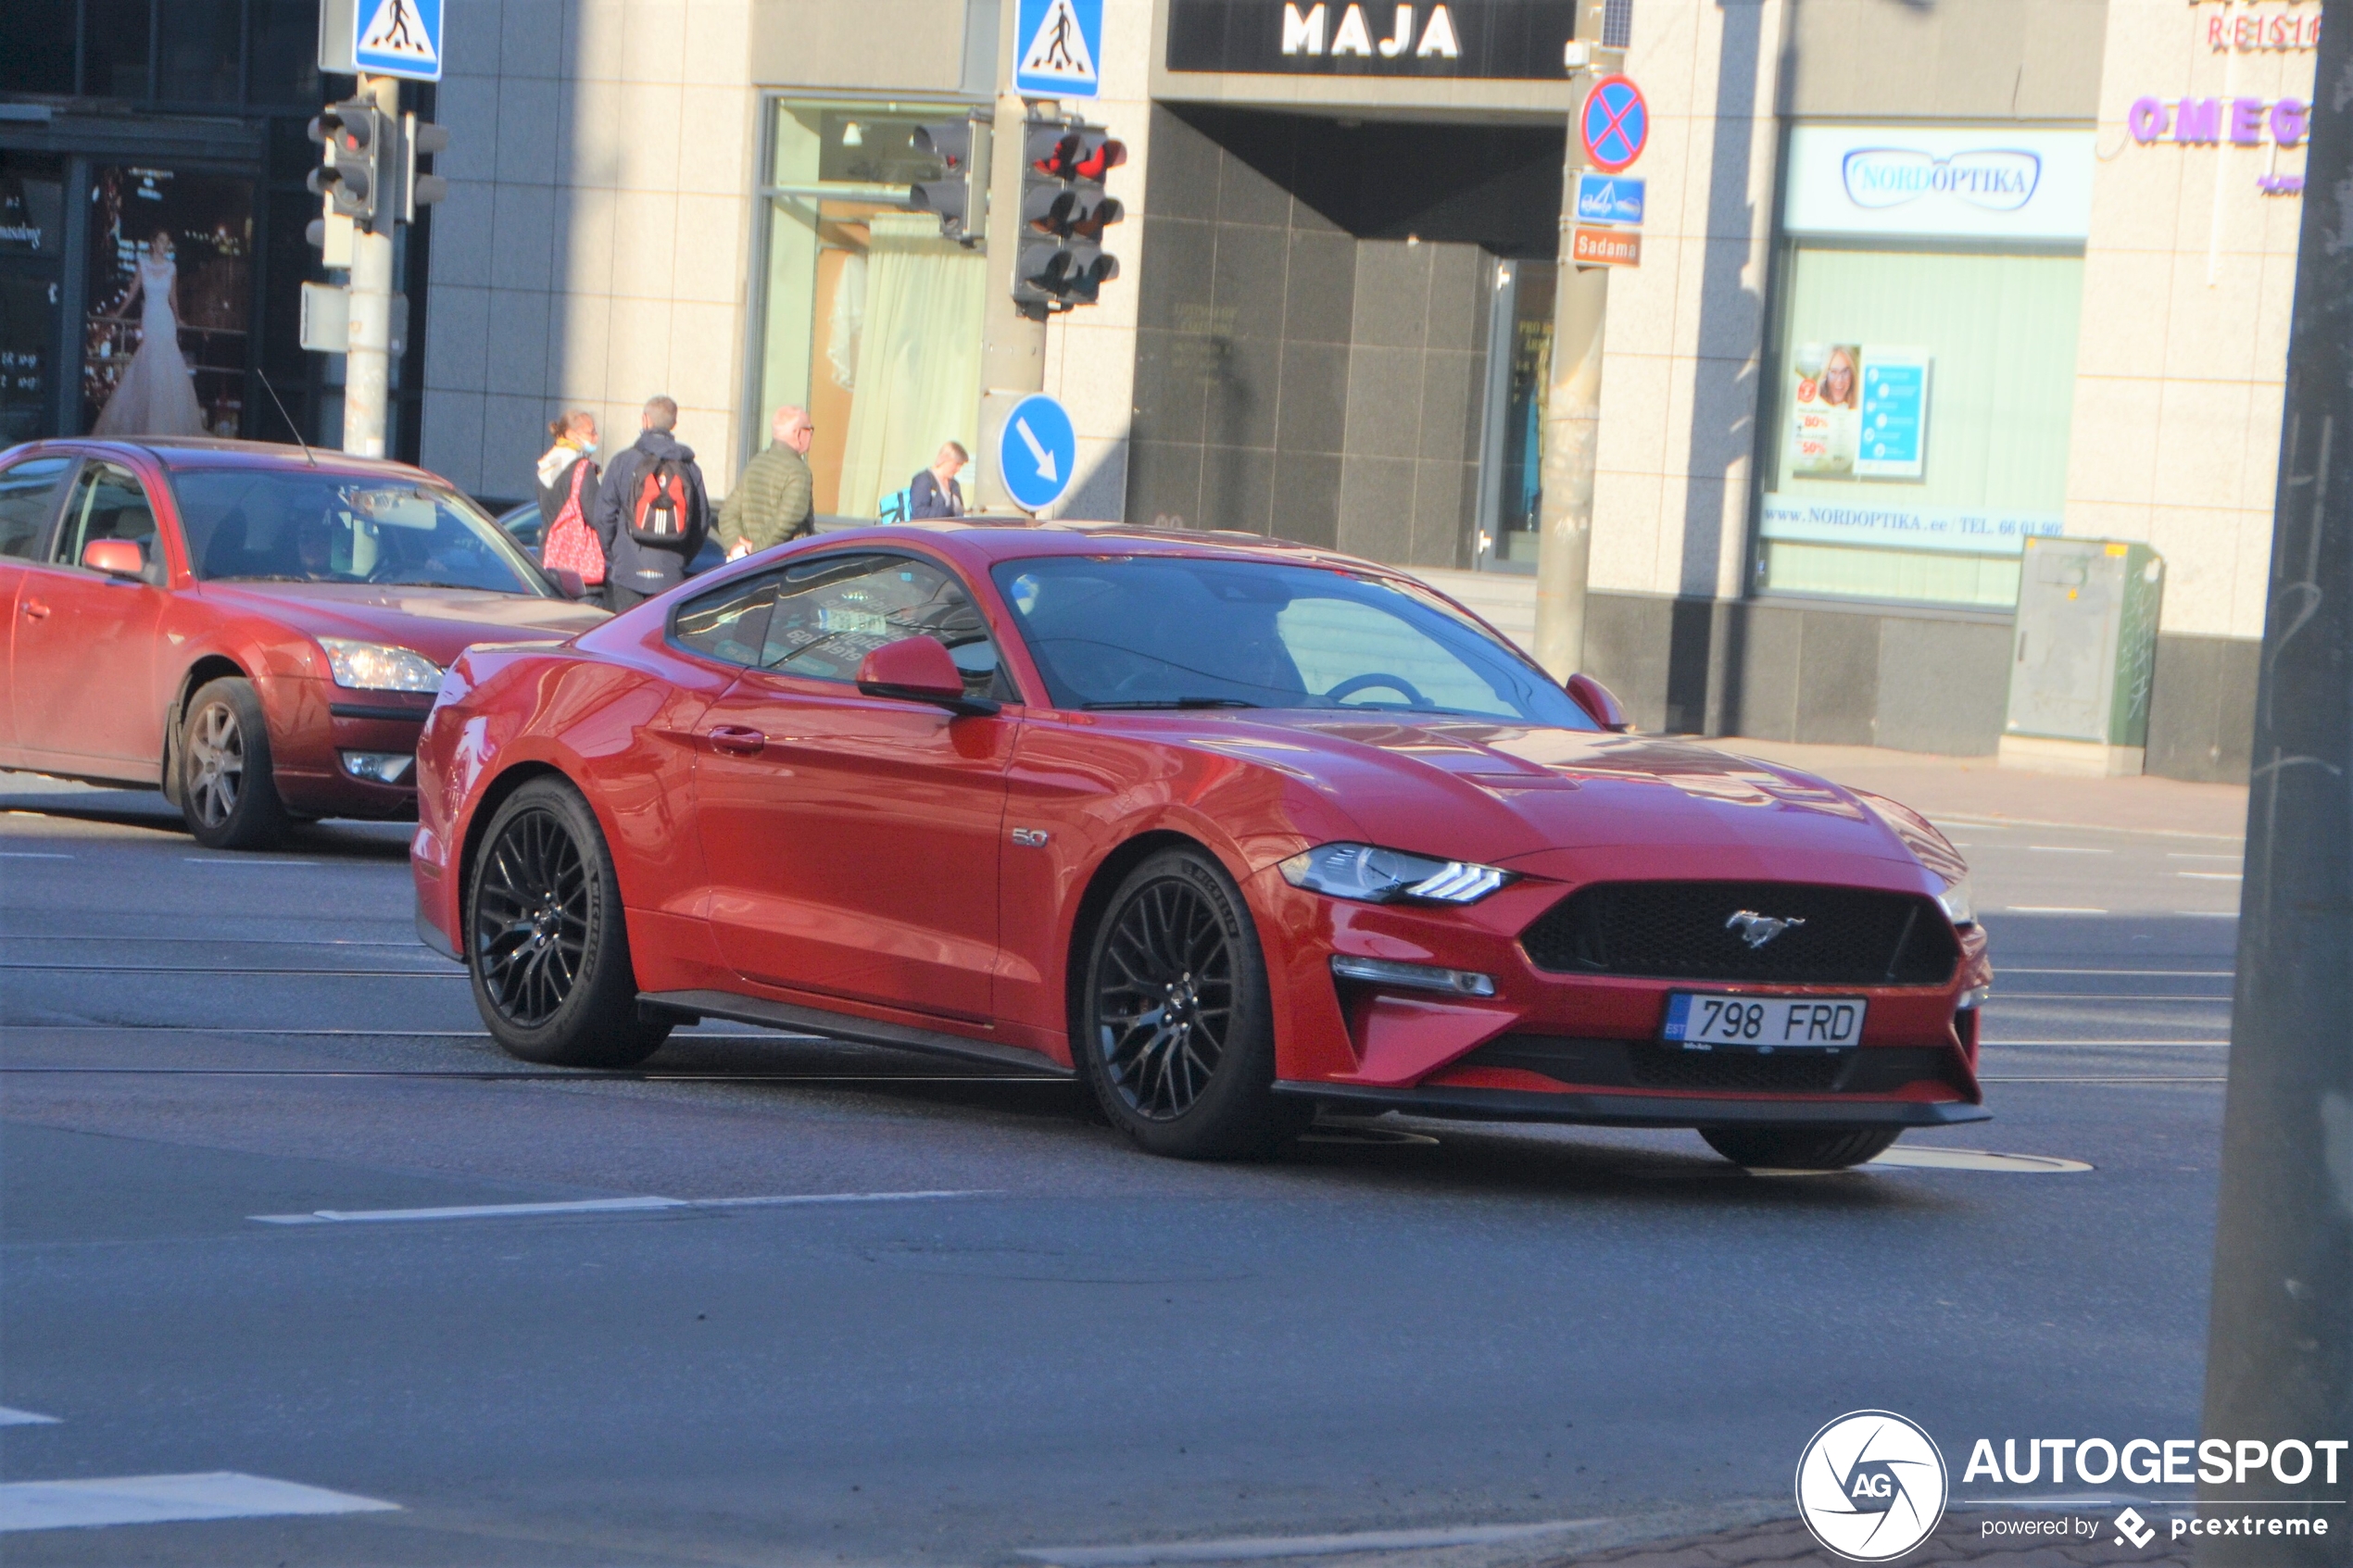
(594, 395, 712, 609)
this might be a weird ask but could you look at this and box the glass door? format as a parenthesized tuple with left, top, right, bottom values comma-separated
(1474, 259, 1554, 573)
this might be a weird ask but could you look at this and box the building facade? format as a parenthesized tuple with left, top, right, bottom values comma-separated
(8, 0, 2309, 784)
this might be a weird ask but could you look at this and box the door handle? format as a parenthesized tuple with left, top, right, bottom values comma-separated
(21, 600, 49, 620)
(708, 724, 766, 757)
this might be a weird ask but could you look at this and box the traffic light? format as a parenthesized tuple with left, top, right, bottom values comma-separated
(1015, 119, 1126, 311)
(307, 97, 387, 231)
(908, 115, 988, 246)
(398, 115, 451, 224)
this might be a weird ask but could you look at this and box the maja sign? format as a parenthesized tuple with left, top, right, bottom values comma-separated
(1164, 0, 1579, 79)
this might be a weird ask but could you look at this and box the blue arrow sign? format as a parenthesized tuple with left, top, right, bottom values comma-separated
(999, 395, 1076, 513)
(353, 0, 444, 81)
(1574, 173, 1646, 226)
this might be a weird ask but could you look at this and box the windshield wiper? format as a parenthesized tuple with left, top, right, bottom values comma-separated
(1083, 697, 1263, 710)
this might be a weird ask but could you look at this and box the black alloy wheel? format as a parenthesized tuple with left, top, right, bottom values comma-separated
(466, 777, 669, 1069)
(1078, 847, 1306, 1159)
(1699, 1125, 1902, 1171)
(179, 676, 289, 851)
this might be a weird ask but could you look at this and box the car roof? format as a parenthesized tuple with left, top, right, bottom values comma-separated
(835, 520, 1411, 580)
(9, 435, 437, 483)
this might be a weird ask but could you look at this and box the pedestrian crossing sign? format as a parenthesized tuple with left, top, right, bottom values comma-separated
(1015, 0, 1102, 98)
(352, 0, 444, 82)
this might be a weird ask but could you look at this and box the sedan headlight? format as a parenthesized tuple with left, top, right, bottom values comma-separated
(319, 638, 444, 693)
(1278, 843, 1513, 905)
(1936, 873, 1977, 927)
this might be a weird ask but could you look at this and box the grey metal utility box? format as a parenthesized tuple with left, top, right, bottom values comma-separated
(2002, 538, 2165, 770)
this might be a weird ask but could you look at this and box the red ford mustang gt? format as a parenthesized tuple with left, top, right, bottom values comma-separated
(413, 524, 1990, 1168)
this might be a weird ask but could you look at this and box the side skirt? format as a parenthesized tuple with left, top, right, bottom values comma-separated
(640, 988, 1074, 1077)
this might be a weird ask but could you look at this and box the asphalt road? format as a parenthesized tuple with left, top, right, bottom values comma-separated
(0, 771, 2239, 1566)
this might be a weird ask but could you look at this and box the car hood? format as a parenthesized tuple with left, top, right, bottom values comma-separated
(1180, 714, 1952, 884)
(196, 582, 609, 665)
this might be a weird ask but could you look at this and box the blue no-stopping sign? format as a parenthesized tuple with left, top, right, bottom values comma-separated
(1579, 75, 1649, 173)
(999, 395, 1076, 513)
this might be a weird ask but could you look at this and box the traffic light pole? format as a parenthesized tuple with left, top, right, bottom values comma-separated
(342, 72, 399, 458)
(976, 0, 1048, 515)
(1530, 2, 1617, 682)
(2198, 9, 2351, 1560)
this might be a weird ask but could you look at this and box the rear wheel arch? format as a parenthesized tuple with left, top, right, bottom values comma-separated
(458, 761, 574, 917)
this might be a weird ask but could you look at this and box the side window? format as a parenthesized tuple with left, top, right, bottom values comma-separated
(0, 457, 73, 560)
(672, 571, 780, 666)
(54, 462, 160, 578)
(760, 553, 1009, 700)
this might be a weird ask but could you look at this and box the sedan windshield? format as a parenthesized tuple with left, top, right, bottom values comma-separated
(990, 555, 1598, 728)
(170, 469, 548, 596)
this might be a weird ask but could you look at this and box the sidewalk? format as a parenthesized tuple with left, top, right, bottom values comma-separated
(1688, 737, 2249, 842)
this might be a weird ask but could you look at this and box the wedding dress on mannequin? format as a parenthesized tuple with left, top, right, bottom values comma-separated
(93, 245, 209, 437)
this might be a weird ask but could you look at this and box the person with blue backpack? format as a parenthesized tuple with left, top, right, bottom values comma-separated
(908, 441, 969, 520)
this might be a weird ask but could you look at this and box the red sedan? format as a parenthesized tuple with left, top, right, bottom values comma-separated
(413, 525, 1990, 1168)
(0, 437, 606, 849)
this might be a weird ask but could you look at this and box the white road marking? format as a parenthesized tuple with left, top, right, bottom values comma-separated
(2001, 967, 2234, 977)
(1982, 1039, 2230, 1047)
(1870, 1148, 2093, 1174)
(2177, 910, 2241, 917)
(2169, 852, 2243, 860)
(0, 1472, 397, 1533)
(2023, 845, 2113, 854)
(1982, 1075, 2224, 1083)
(180, 859, 321, 867)
(2178, 871, 2243, 880)
(0, 852, 72, 859)
(0, 1408, 60, 1426)
(252, 1190, 991, 1225)
(1021, 1519, 1607, 1565)
(2001, 906, 2109, 914)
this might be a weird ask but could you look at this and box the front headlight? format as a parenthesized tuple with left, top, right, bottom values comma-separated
(1278, 843, 1514, 905)
(319, 638, 445, 693)
(1936, 873, 1977, 927)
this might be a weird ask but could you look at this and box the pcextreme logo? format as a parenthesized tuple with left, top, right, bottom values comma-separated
(1796, 1411, 1950, 1561)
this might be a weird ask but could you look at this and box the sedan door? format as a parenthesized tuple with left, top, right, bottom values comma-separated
(684, 551, 1019, 1022)
(0, 454, 78, 756)
(12, 458, 171, 778)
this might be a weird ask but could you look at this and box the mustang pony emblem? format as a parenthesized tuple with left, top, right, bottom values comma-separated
(1725, 909, 1806, 948)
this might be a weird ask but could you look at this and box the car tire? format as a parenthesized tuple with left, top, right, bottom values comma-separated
(1699, 1125, 1901, 1170)
(465, 776, 670, 1070)
(179, 677, 290, 851)
(1076, 846, 1308, 1160)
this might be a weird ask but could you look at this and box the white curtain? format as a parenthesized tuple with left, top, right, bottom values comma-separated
(837, 214, 987, 517)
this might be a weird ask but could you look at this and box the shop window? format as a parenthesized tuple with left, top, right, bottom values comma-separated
(158, 0, 244, 104)
(81, 0, 154, 99)
(754, 100, 986, 520)
(82, 165, 253, 438)
(1758, 244, 2083, 609)
(1482, 261, 1554, 570)
(246, 0, 323, 107)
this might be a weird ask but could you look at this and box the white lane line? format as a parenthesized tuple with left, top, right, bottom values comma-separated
(2000, 906, 2109, 914)
(0, 852, 72, 859)
(1022, 1519, 1608, 1565)
(252, 1189, 991, 1225)
(180, 859, 321, 867)
(1870, 1148, 2092, 1174)
(2001, 967, 2235, 977)
(2170, 852, 2243, 860)
(0, 1472, 398, 1533)
(2178, 871, 2243, 881)
(1982, 1039, 2230, 1047)
(1982, 1075, 2224, 1083)
(1996, 993, 2230, 1002)
(0, 1407, 60, 1426)
(1927, 813, 2242, 844)
(2023, 845, 2113, 855)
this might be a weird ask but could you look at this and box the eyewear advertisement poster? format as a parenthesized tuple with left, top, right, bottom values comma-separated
(1785, 342, 1931, 481)
(82, 165, 252, 439)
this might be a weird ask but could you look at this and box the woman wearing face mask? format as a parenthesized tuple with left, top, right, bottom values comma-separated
(93, 231, 209, 437)
(535, 410, 608, 597)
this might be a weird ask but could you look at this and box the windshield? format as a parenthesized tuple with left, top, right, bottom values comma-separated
(170, 469, 549, 596)
(990, 555, 1597, 728)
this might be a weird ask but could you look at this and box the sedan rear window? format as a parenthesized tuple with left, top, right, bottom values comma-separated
(990, 554, 1595, 727)
(170, 469, 547, 596)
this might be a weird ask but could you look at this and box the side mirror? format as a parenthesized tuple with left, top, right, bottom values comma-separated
(1567, 672, 1631, 732)
(856, 635, 999, 717)
(82, 539, 147, 579)
(549, 567, 587, 600)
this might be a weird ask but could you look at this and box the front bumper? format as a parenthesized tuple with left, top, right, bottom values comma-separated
(1277, 1080, 1990, 1128)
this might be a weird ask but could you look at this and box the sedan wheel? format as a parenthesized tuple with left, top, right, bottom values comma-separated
(179, 677, 288, 851)
(466, 777, 670, 1069)
(1079, 847, 1306, 1159)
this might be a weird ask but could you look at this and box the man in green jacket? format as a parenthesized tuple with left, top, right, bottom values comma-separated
(718, 405, 815, 559)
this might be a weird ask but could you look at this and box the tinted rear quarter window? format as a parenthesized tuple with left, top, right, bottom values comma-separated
(0, 457, 73, 559)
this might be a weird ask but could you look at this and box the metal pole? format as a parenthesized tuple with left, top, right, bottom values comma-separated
(975, 0, 1049, 515)
(1531, 3, 1617, 681)
(342, 71, 398, 458)
(2198, 6, 2352, 1562)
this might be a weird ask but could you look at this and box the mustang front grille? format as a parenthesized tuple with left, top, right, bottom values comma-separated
(1518, 881, 1959, 987)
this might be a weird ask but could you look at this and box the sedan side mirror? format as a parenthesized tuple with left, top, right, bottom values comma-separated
(856, 635, 999, 717)
(82, 539, 147, 580)
(1567, 672, 1631, 732)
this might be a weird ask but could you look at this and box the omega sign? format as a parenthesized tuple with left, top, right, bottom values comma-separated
(1165, 0, 1579, 79)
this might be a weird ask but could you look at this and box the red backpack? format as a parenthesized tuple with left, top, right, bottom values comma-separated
(539, 459, 605, 585)
(628, 458, 690, 543)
